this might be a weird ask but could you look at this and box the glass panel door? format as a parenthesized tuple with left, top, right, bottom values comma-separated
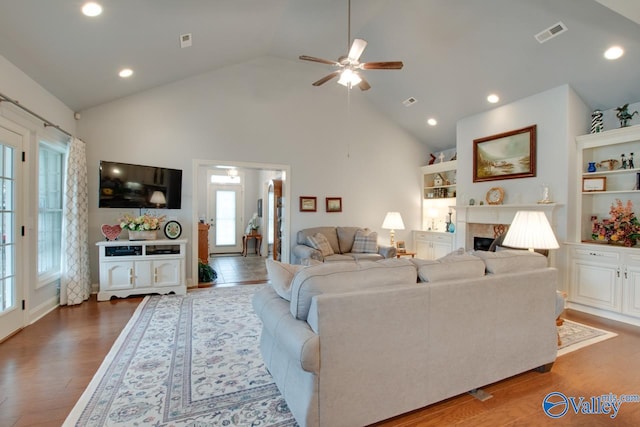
(207, 183, 243, 254)
(0, 125, 23, 342)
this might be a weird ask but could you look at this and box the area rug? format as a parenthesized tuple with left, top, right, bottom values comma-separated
(557, 319, 617, 356)
(63, 285, 296, 427)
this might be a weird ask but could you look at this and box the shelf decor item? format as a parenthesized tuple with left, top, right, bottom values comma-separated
(119, 213, 166, 240)
(590, 110, 604, 133)
(591, 199, 640, 247)
(587, 162, 597, 172)
(615, 104, 638, 128)
(473, 125, 536, 182)
(100, 224, 122, 241)
(164, 220, 182, 240)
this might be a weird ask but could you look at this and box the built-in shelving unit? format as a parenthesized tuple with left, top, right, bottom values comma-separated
(568, 125, 640, 326)
(420, 160, 457, 233)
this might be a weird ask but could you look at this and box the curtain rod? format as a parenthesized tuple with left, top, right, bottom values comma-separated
(0, 91, 74, 139)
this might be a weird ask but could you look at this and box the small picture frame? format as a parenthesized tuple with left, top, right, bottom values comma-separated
(300, 196, 317, 212)
(582, 176, 606, 192)
(326, 197, 342, 212)
(257, 198, 263, 217)
(396, 241, 406, 253)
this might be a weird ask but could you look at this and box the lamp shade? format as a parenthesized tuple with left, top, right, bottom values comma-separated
(503, 211, 559, 250)
(382, 212, 405, 230)
(150, 191, 167, 206)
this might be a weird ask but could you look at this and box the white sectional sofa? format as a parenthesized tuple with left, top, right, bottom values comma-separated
(252, 250, 558, 427)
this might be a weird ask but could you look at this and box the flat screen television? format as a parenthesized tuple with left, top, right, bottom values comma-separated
(99, 161, 182, 209)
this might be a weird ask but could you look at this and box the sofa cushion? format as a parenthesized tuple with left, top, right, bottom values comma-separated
(266, 259, 305, 300)
(307, 233, 335, 257)
(336, 226, 362, 254)
(352, 229, 378, 253)
(297, 227, 340, 254)
(471, 249, 547, 274)
(411, 253, 485, 282)
(290, 258, 417, 320)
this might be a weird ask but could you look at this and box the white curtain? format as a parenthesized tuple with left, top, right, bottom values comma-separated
(60, 137, 90, 305)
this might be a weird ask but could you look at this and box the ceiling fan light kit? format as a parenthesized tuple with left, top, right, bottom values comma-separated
(299, 0, 403, 91)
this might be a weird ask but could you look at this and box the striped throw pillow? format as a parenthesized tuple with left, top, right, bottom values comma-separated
(352, 229, 378, 253)
(306, 233, 334, 257)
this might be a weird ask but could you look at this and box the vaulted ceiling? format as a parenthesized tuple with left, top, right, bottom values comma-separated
(0, 0, 639, 151)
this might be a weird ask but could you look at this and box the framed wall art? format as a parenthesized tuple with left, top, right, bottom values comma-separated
(473, 125, 536, 182)
(326, 197, 342, 212)
(582, 176, 606, 192)
(299, 196, 317, 212)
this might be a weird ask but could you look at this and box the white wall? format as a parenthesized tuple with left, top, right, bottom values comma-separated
(78, 56, 428, 280)
(0, 54, 77, 321)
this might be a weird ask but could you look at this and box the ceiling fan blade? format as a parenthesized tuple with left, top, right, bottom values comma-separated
(347, 38, 367, 62)
(299, 55, 340, 66)
(361, 61, 404, 70)
(358, 76, 371, 91)
(312, 71, 341, 86)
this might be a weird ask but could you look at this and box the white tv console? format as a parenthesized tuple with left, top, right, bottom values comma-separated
(96, 239, 187, 301)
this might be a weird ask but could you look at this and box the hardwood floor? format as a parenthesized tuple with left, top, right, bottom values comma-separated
(1, 289, 639, 426)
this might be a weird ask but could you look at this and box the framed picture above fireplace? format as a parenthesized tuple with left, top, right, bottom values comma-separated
(473, 125, 536, 182)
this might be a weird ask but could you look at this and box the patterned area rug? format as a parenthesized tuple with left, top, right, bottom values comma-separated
(557, 319, 617, 356)
(63, 285, 296, 426)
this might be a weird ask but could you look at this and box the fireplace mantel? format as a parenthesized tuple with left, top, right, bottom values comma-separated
(455, 203, 560, 250)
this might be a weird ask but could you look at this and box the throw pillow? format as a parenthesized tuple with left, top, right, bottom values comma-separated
(306, 233, 335, 257)
(352, 229, 378, 253)
(266, 259, 305, 301)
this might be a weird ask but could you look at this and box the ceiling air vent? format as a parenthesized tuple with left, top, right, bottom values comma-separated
(403, 97, 417, 107)
(535, 22, 567, 44)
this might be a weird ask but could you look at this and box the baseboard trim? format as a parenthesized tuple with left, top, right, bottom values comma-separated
(567, 302, 640, 327)
(28, 296, 60, 325)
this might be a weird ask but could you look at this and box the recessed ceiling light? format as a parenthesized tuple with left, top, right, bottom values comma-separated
(487, 94, 500, 104)
(119, 68, 133, 78)
(427, 118, 438, 126)
(82, 2, 102, 17)
(604, 46, 624, 60)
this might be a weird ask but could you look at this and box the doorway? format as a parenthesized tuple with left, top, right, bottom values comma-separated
(207, 171, 244, 254)
(192, 159, 291, 286)
(0, 122, 25, 342)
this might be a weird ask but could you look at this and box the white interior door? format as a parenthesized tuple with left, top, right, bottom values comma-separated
(207, 184, 243, 254)
(0, 125, 24, 342)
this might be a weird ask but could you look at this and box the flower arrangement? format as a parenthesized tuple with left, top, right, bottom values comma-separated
(119, 213, 166, 231)
(592, 199, 640, 247)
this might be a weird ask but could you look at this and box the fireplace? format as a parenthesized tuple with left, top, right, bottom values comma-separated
(455, 204, 557, 251)
(474, 237, 495, 251)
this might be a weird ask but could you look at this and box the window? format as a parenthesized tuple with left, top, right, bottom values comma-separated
(38, 142, 65, 282)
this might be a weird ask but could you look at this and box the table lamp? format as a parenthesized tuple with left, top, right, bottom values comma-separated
(503, 211, 559, 252)
(150, 191, 167, 208)
(382, 212, 405, 247)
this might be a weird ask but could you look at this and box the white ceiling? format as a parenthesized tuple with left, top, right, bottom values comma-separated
(0, 0, 639, 150)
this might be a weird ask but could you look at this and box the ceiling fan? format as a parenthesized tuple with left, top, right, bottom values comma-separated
(299, 0, 403, 91)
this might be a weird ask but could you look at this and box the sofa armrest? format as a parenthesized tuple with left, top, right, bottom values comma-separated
(293, 244, 323, 263)
(253, 286, 320, 373)
(378, 245, 397, 258)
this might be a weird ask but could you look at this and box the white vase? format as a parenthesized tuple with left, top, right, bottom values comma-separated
(128, 230, 157, 240)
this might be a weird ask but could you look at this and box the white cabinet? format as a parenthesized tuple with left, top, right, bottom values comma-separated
(567, 243, 640, 325)
(413, 231, 453, 260)
(97, 239, 187, 301)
